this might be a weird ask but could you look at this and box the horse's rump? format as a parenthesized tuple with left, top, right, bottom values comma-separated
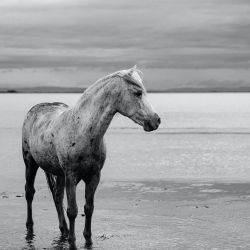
(22, 102, 68, 175)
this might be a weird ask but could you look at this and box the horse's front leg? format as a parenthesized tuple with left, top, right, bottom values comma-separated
(65, 172, 78, 249)
(83, 172, 100, 246)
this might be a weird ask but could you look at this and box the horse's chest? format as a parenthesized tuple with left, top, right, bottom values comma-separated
(81, 153, 103, 168)
(76, 150, 105, 175)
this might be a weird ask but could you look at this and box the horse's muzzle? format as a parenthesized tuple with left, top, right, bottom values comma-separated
(143, 113, 161, 132)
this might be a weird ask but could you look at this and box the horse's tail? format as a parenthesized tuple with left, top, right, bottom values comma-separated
(45, 172, 57, 202)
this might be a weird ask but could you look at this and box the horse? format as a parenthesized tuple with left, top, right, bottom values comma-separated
(22, 66, 161, 249)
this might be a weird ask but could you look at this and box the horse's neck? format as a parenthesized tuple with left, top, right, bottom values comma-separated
(73, 81, 116, 140)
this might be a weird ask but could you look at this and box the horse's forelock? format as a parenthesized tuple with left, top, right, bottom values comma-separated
(116, 67, 144, 89)
(131, 70, 143, 84)
(94, 67, 145, 91)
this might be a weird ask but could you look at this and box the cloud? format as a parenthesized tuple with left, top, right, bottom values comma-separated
(0, 0, 250, 88)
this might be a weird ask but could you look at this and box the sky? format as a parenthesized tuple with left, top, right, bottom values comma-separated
(0, 0, 250, 90)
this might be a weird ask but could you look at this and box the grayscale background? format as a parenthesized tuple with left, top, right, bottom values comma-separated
(1, 1, 250, 249)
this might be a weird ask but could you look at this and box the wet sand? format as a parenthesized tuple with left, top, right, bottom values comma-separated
(1, 180, 250, 249)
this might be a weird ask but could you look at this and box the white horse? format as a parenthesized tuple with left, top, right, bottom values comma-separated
(22, 66, 161, 249)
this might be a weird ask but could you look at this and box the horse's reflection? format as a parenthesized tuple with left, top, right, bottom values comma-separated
(25, 229, 35, 249)
(24, 231, 70, 250)
(51, 233, 68, 249)
(52, 233, 94, 249)
(24, 231, 94, 249)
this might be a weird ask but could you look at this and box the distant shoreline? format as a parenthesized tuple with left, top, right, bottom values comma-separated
(1, 86, 250, 93)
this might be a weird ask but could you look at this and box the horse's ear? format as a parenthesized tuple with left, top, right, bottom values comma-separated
(127, 65, 136, 77)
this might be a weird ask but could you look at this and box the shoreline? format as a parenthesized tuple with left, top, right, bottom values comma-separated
(2, 89, 250, 94)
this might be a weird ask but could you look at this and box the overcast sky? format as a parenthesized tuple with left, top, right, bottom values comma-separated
(0, 0, 250, 90)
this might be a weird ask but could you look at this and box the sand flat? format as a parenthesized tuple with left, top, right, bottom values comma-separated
(1, 180, 250, 249)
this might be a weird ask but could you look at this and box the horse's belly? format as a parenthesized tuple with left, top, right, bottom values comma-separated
(33, 154, 64, 176)
(39, 163, 64, 176)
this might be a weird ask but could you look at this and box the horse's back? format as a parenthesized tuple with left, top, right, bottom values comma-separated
(25, 102, 68, 117)
(22, 102, 68, 149)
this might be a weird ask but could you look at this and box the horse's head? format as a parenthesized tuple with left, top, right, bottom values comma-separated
(115, 66, 161, 132)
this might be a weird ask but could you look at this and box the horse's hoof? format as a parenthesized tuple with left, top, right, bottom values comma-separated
(26, 223, 34, 234)
(26, 220, 33, 228)
(69, 241, 77, 250)
(83, 229, 92, 248)
(84, 239, 93, 249)
(83, 232, 92, 248)
(68, 235, 77, 249)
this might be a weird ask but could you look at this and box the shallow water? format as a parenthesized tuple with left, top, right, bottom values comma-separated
(1, 93, 250, 185)
(1, 93, 250, 186)
(1, 93, 250, 130)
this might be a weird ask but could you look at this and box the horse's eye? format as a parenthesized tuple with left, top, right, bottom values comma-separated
(134, 91, 142, 97)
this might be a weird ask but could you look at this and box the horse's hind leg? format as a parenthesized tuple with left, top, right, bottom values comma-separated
(23, 151, 39, 232)
(54, 176, 68, 235)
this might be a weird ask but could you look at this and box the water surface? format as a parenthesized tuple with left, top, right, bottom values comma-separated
(1, 93, 250, 131)
(1, 93, 250, 189)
